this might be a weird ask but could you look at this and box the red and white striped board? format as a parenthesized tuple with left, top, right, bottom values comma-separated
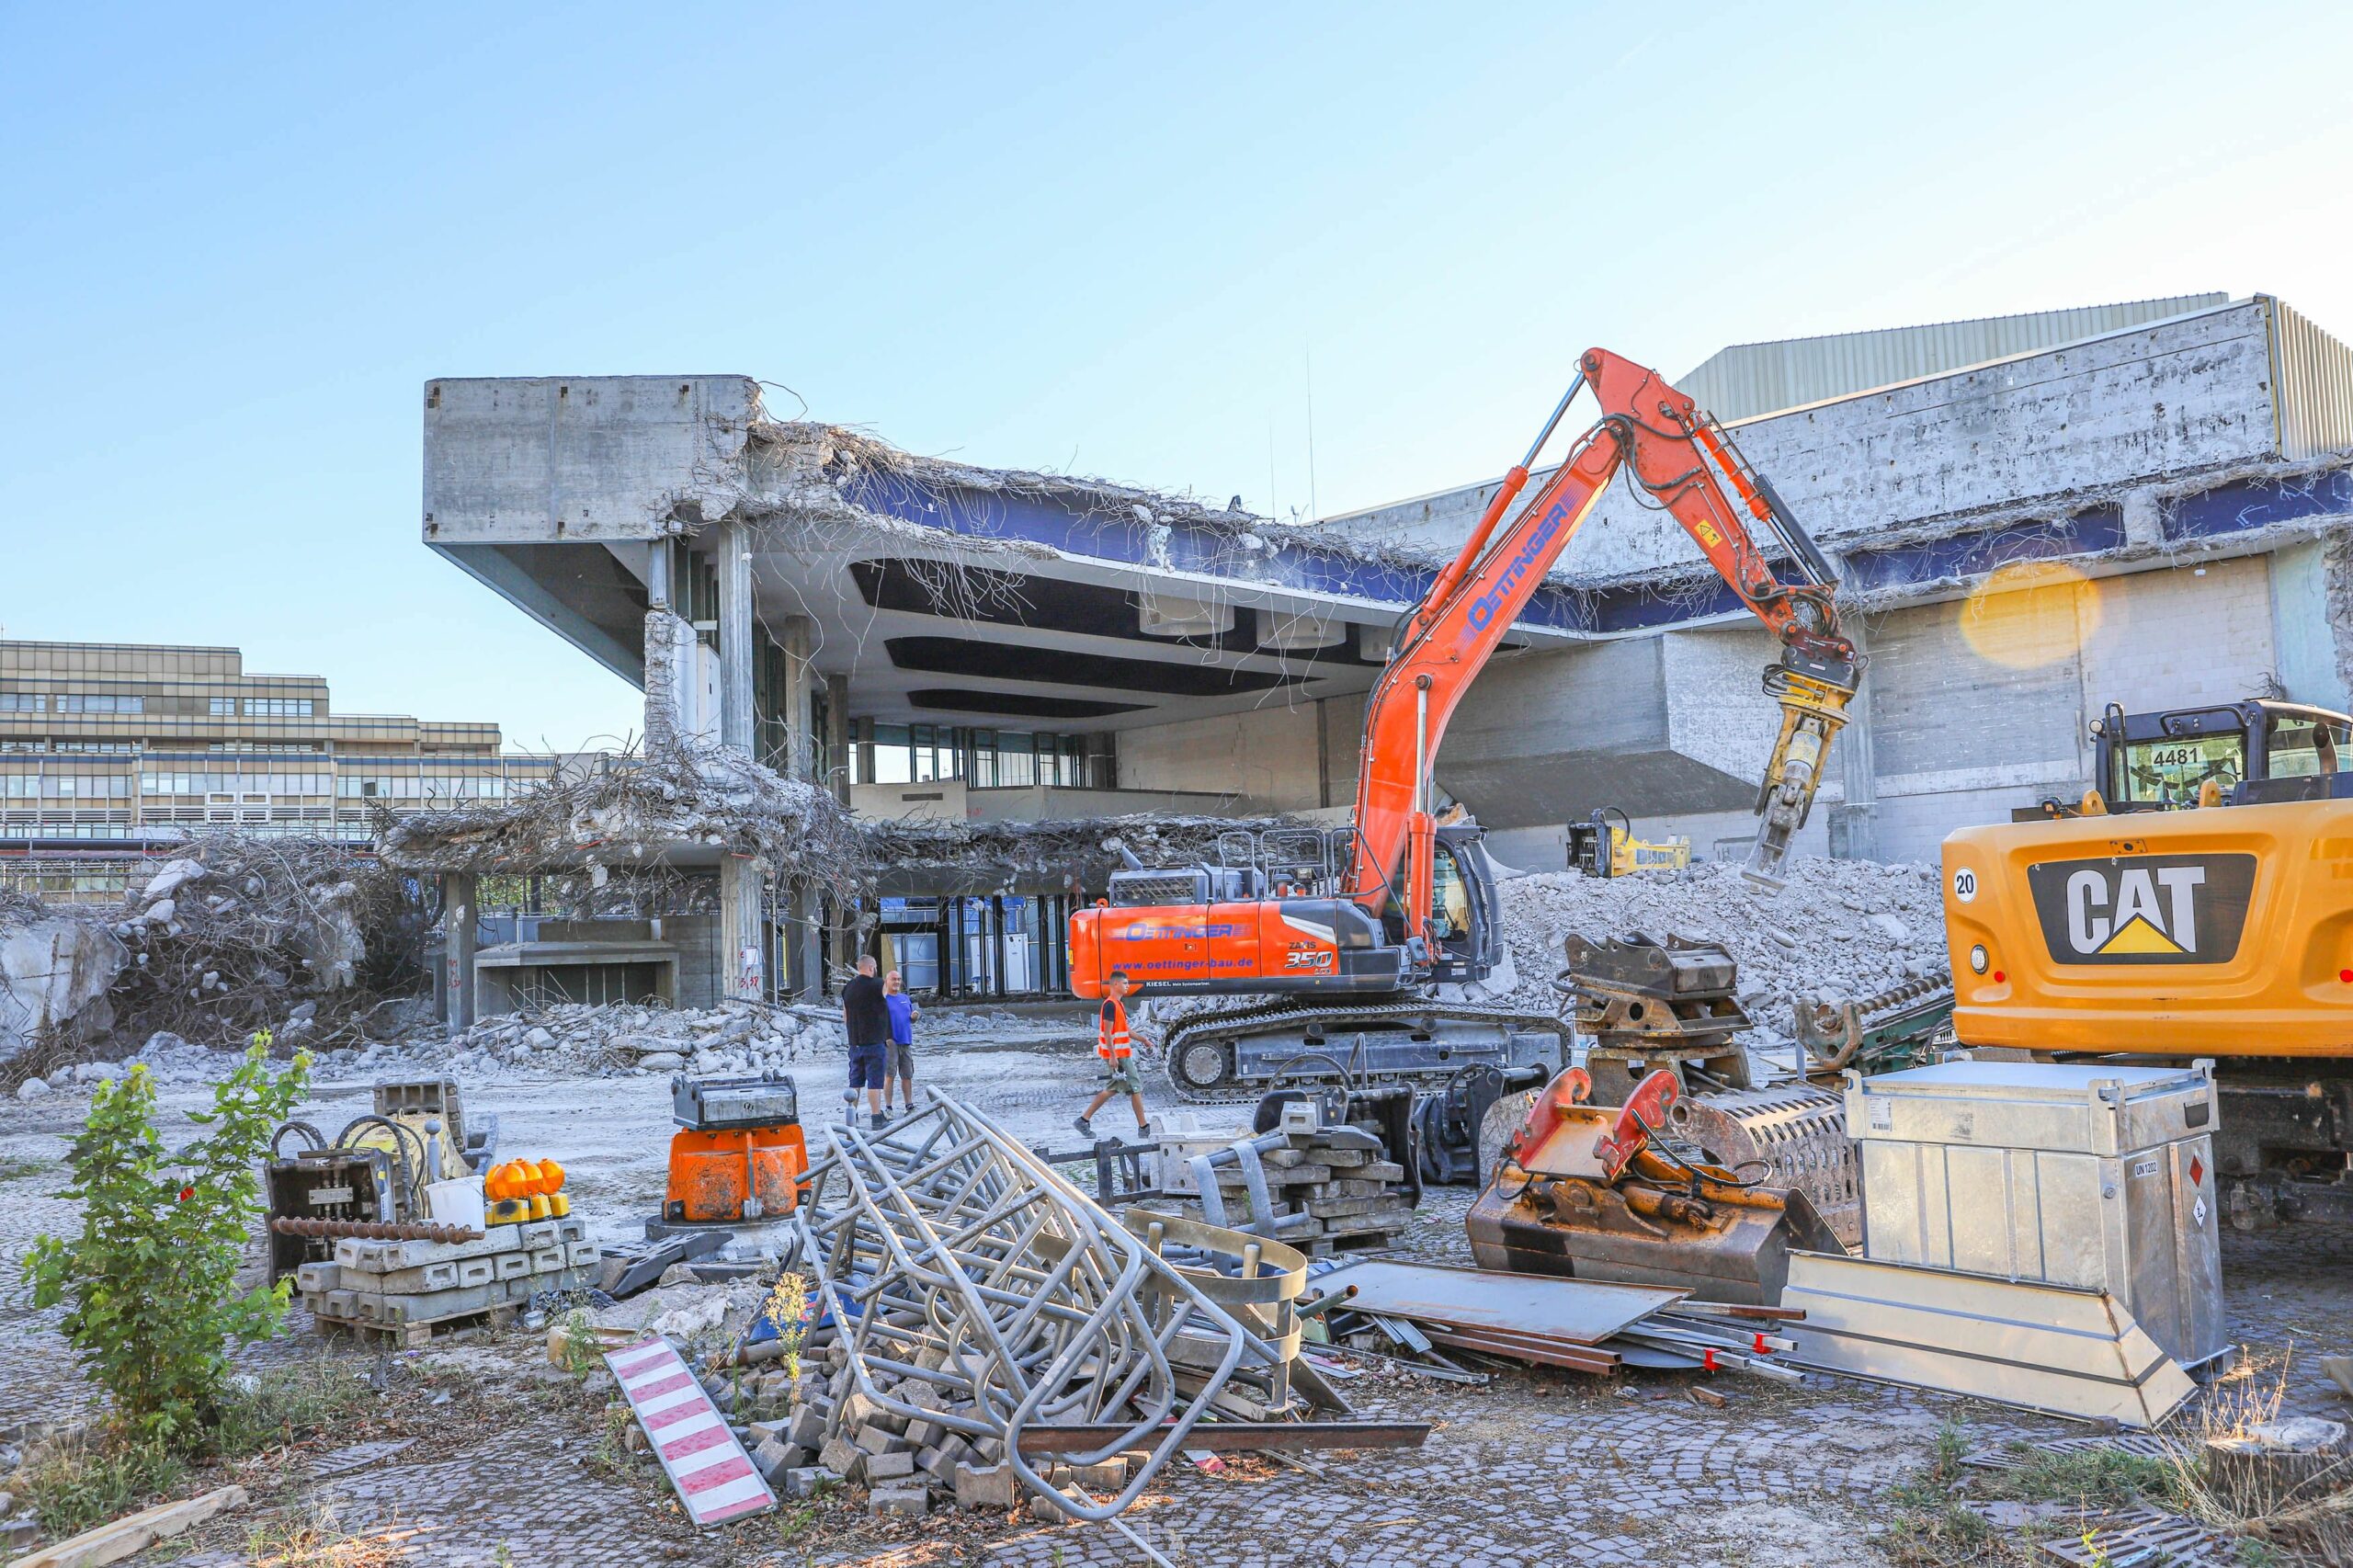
(605, 1335, 775, 1528)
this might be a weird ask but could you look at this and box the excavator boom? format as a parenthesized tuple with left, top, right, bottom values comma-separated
(1347, 348, 1859, 926)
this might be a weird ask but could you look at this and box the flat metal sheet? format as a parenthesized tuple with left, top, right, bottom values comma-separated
(1319, 1259, 1683, 1346)
(1781, 1252, 2195, 1430)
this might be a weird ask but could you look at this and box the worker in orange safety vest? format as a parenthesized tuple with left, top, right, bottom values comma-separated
(1073, 970, 1148, 1142)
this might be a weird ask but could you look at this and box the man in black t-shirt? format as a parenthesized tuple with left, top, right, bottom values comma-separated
(840, 956, 892, 1131)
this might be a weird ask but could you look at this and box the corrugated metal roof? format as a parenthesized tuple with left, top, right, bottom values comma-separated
(1677, 294, 2231, 422)
(2264, 295, 2353, 460)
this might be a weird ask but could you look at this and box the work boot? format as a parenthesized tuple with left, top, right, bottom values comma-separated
(870, 1111, 888, 1132)
(1072, 1116, 1094, 1140)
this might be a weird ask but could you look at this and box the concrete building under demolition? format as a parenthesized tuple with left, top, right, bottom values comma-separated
(423, 291, 2353, 1006)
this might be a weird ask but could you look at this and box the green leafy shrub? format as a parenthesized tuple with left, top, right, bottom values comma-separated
(22, 1041, 310, 1449)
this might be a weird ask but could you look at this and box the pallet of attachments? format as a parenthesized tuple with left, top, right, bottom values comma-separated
(1203, 1133, 1415, 1256)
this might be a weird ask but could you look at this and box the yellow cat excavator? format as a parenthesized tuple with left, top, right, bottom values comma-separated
(1946, 695, 2353, 1219)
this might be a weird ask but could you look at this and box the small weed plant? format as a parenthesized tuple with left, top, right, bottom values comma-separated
(22, 1040, 310, 1448)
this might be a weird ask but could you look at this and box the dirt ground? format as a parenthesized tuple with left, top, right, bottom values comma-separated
(1, 1016, 2347, 1567)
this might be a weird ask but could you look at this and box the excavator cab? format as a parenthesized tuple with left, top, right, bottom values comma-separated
(2027, 699, 2353, 817)
(1381, 825, 1502, 983)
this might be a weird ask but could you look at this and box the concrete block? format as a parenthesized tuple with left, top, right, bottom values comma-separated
(904, 1417, 944, 1449)
(1072, 1458, 1127, 1493)
(1027, 1488, 1077, 1522)
(854, 1425, 910, 1458)
(335, 1224, 521, 1271)
(968, 1435, 1005, 1464)
(565, 1240, 602, 1267)
(751, 1437, 795, 1483)
(494, 1251, 533, 1281)
(870, 1482, 928, 1519)
(817, 1435, 860, 1477)
(836, 1389, 882, 1431)
(918, 1442, 965, 1483)
(865, 1449, 916, 1482)
(954, 1461, 1017, 1510)
(454, 1257, 495, 1289)
(294, 1261, 340, 1294)
(781, 1466, 832, 1500)
(528, 1244, 566, 1274)
(786, 1405, 828, 1449)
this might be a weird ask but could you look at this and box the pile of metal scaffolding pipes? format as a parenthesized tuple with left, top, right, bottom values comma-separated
(788, 1091, 1310, 1546)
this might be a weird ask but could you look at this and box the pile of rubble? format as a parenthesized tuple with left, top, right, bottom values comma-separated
(379, 743, 865, 905)
(1494, 857, 1949, 1056)
(4, 836, 427, 1085)
(404, 1001, 845, 1082)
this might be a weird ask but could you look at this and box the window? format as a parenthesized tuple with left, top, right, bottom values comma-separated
(2118, 733, 2245, 807)
(244, 699, 314, 718)
(0, 694, 45, 712)
(57, 694, 142, 714)
(210, 698, 236, 716)
(2266, 713, 2351, 780)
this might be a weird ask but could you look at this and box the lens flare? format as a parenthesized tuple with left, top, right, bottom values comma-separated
(1959, 560, 2099, 669)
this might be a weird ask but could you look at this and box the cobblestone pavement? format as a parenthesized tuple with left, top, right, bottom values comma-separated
(4, 1058, 2350, 1567)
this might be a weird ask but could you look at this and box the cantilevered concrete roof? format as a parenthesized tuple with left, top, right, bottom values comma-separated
(421, 378, 1578, 731)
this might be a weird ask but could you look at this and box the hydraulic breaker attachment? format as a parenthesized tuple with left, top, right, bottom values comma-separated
(1745, 656, 1859, 889)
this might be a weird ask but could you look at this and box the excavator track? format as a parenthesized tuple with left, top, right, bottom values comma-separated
(1154, 997, 1574, 1107)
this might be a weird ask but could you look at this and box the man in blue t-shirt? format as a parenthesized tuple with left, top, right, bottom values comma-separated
(882, 969, 920, 1116)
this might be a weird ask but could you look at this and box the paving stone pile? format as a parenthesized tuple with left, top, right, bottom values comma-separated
(1176, 1123, 1415, 1256)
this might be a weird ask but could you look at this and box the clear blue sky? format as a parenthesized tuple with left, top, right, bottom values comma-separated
(5, 3, 2349, 753)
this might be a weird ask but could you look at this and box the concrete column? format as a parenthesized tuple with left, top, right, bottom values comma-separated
(716, 522, 756, 752)
(825, 671, 851, 803)
(721, 855, 766, 1003)
(2271, 539, 2353, 711)
(1828, 610, 1879, 861)
(779, 614, 815, 778)
(440, 871, 478, 1034)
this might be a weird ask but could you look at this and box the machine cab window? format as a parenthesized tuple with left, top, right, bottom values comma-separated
(2265, 711, 2349, 779)
(2117, 730, 2245, 807)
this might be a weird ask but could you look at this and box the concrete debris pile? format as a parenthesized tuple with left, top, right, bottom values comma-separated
(2, 838, 426, 1076)
(1494, 858, 1949, 1060)
(379, 743, 865, 902)
(0, 894, 126, 1064)
(429, 1000, 844, 1081)
(860, 813, 1286, 890)
(747, 1092, 1344, 1549)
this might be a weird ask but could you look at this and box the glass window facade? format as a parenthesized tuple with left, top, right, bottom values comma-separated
(857, 724, 1108, 790)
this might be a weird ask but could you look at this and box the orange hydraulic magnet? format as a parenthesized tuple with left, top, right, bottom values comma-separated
(664, 1074, 806, 1225)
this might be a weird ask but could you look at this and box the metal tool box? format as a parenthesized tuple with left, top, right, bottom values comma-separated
(1845, 1059, 2226, 1369)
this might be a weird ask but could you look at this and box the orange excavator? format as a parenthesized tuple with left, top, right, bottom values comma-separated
(1068, 349, 1864, 1166)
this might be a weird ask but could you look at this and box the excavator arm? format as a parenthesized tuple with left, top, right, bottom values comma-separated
(1347, 348, 1860, 932)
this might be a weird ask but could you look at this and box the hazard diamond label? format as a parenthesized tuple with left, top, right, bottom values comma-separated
(607, 1336, 774, 1527)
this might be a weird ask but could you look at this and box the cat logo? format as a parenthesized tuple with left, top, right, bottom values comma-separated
(2026, 853, 2257, 965)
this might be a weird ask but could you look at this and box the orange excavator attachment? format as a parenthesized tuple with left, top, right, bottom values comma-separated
(660, 1073, 807, 1227)
(1469, 1065, 1843, 1304)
